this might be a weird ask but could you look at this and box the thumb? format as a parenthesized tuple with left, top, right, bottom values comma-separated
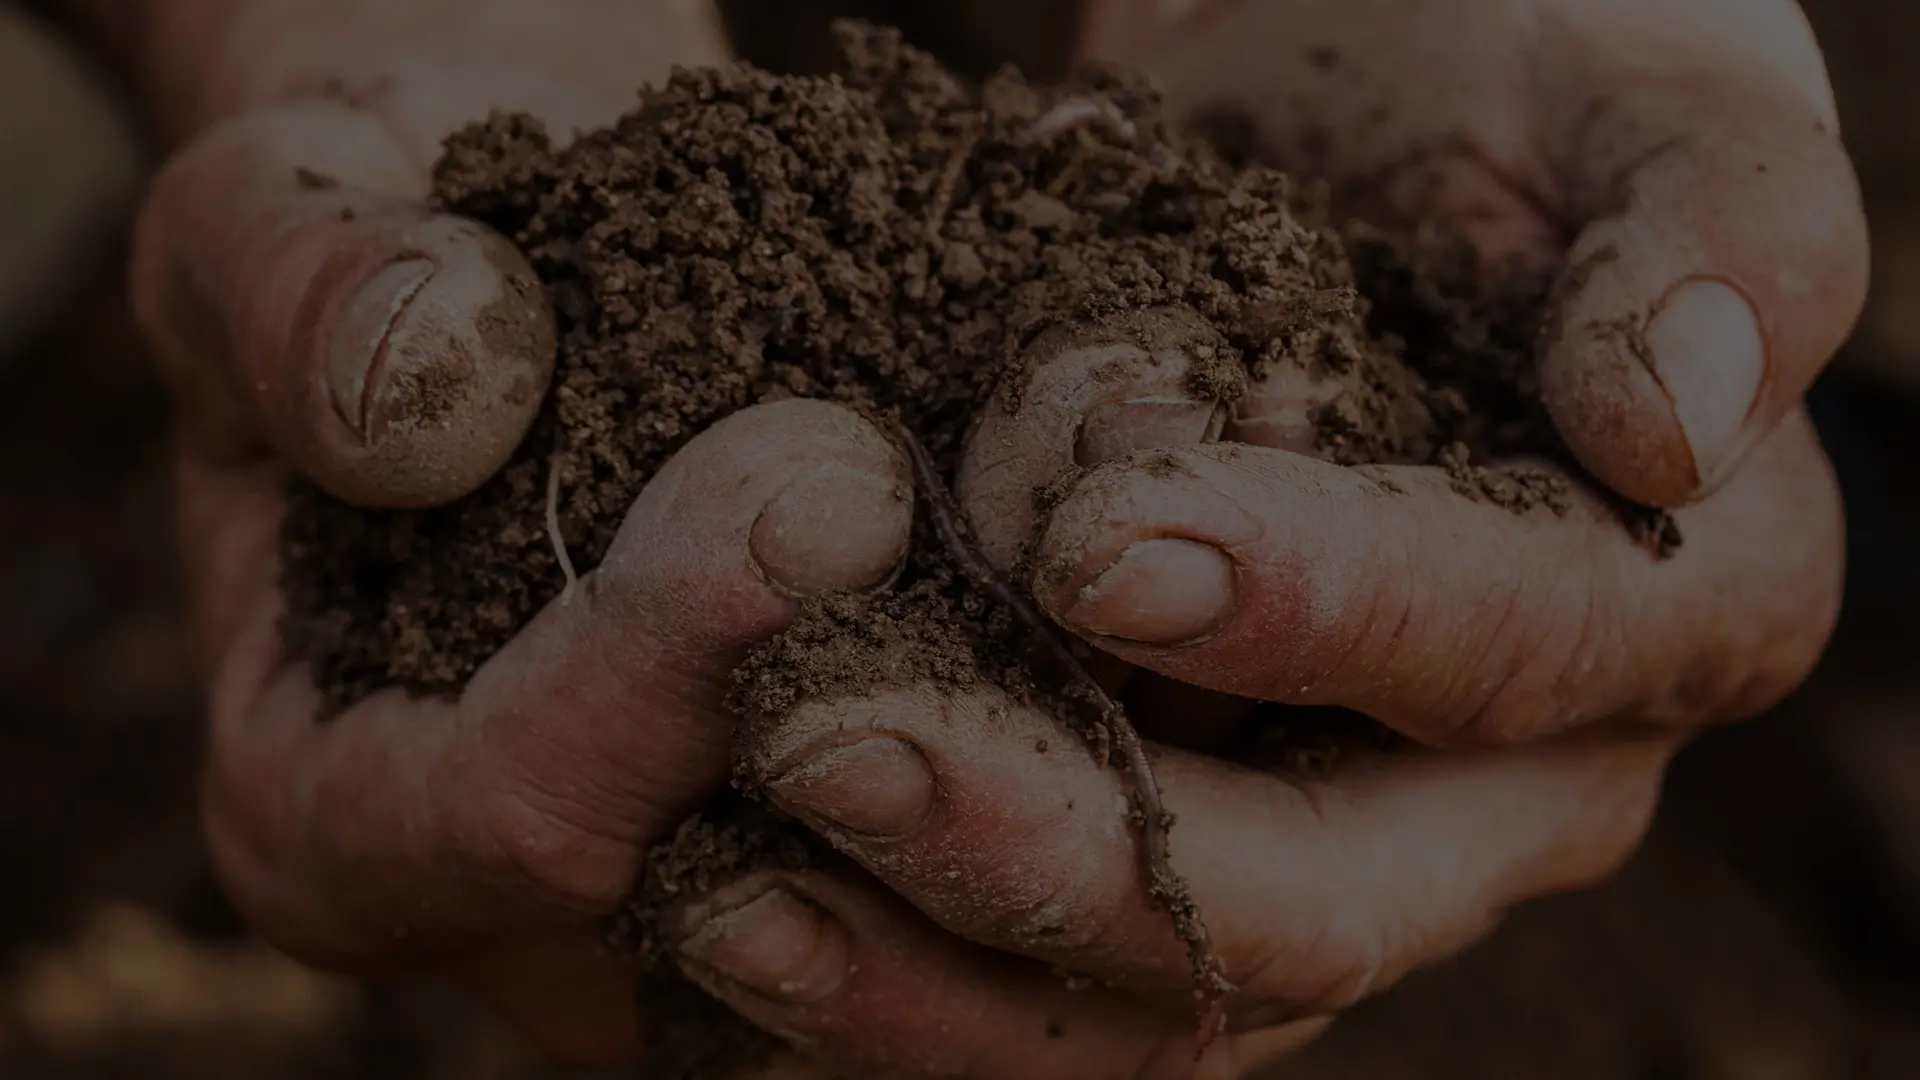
(1539, 10, 1869, 509)
(127, 0, 733, 507)
(133, 100, 557, 508)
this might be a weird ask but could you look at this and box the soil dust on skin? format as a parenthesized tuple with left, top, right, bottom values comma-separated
(273, 21, 1671, 1078)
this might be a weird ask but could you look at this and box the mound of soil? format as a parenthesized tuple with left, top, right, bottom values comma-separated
(274, 21, 1641, 1077)
(279, 22, 1585, 713)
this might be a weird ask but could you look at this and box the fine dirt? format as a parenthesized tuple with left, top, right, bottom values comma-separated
(275, 21, 1649, 1077)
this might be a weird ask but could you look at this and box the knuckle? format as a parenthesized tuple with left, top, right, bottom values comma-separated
(1227, 785, 1398, 1014)
(1739, 580, 1842, 722)
(1683, 441, 1841, 727)
(198, 761, 381, 972)
(896, 791, 1133, 957)
(462, 773, 641, 919)
(198, 666, 290, 862)
(1699, 614, 1830, 728)
(1236, 914, 1394, 1018)
(1439, 577, 1587, 748)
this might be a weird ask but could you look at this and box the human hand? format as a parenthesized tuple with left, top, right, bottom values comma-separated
(650, 2, 1864, 1076)
(120, 0, 919, 1067)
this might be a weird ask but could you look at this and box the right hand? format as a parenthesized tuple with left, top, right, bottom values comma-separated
(127, 1, 913, 1065)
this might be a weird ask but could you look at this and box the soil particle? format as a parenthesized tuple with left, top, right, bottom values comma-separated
(293, 166, 338, 190)
(731, 586, 1000, 732)
(1032, 462, 1087, 514)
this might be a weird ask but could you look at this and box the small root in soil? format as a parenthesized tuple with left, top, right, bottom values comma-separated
(544, 451, 578, 605)
(895, 422, 1233, 1048)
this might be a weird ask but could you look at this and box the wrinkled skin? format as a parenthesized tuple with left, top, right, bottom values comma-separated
(90, 0, 1865, 1075)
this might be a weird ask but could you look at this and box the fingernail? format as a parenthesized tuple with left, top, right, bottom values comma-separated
(765, 738, 937, 841)
(751, 464, 912, 596)
(1063, 538, 1235, 645)
(680, 887, 850, 1005)
(1645, 279, 1766, 488)
(328, 257, 434, 442)
(1076, 397, 1225, 467)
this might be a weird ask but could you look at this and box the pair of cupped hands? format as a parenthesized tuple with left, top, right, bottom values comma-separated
(107, 0, 1865, 1075)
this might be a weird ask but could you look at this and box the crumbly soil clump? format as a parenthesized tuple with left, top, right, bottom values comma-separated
(279, 23, 1575, 714)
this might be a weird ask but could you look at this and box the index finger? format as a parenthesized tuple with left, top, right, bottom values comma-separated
(1029, 411, 1840, 747)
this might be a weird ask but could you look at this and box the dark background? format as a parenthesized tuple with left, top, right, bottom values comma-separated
(1, 1, 1917, 1076)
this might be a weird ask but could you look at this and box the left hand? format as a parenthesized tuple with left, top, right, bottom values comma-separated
(655, 2, 1864, 1076)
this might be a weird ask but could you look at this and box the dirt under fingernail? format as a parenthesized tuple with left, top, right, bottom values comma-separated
(273, 21, 1679, 1078)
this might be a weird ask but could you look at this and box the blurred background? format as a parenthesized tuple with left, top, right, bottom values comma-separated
(1, 1, 1916, 1077)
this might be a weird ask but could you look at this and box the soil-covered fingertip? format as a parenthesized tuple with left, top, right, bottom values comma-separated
(319, 217, 558, 511)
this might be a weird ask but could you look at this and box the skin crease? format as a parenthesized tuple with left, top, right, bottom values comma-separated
(72, 0, 1865, 1075)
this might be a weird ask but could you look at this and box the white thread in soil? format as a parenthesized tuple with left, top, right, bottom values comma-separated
(545, 453, 579, 605)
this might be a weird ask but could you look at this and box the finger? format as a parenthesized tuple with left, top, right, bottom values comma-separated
(746, 684, 1672, 1018)
(197, 400, 913, 969)
(959, 305, 1235, 567)
(134, 101, 557, 508)
(1537, 3, 1870, 507)
(1029, 410, 1840, 747)
(664, 860, 1328, 1079)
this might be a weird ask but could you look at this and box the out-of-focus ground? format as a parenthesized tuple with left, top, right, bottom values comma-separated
(2, 2, 1917, 1077)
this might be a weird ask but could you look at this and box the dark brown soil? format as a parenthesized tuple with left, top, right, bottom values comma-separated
(275, 21, 1616, 1075)
(278, 21, 1583, 716)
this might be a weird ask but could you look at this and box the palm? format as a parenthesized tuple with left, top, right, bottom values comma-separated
(1084, 0, 1862, 509)
(1107, 0, 1568, 265)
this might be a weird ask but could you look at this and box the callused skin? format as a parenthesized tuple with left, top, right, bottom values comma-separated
(65, 0, 1870, 1075)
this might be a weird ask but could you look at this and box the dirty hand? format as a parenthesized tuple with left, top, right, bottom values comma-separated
(688, 1, 1866, 1076)
(104, 0, 917, 1067)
